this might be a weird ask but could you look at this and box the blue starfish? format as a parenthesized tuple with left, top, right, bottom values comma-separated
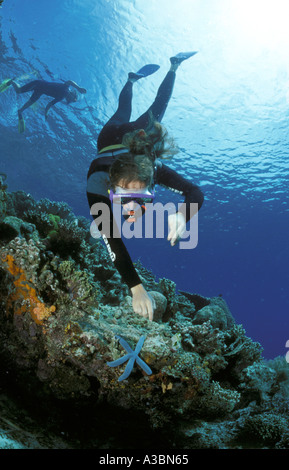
(107, 335, 152, 382)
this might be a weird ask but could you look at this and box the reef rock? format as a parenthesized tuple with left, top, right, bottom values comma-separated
(0, 174, 7, 222)
(0, 185, 289, 449)
(192, 296, 235, 330)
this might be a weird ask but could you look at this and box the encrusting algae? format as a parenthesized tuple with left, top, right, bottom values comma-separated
(1, 253, 56, 325)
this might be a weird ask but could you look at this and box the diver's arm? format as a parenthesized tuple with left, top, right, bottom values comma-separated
(87, 192, 155, 320)
(156, 163, 204, 245)
(65, 80, 86, 94)
(156, 163, 204, 221)
(45, 98, 61, 119)
(87, 192, 141, 287)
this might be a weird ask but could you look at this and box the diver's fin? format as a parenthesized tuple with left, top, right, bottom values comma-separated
(128, 63, 160, 81)
(170, 51, 198, 65)
(136, 64, 160, 77)
(0, 78, 12, 93)
(18, 116, 25, 133)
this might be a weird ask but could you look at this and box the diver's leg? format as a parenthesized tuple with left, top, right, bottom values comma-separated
(106, 66, 159, 126)
(18, 91, 41, 116)
(97, 62, 164, 150)
(15, 85, 42, 133)
(97, 76, 136, 151)
(108, 78, 135, 125)
(97, 70, 175, 149)
(130, 52, 198, 128)
(143, 69, 176, 123)
(126, 69, 176, 131)
(10, 80, 40, 95)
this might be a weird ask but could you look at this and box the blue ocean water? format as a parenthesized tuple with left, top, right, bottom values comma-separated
(0, 0, 288, 359)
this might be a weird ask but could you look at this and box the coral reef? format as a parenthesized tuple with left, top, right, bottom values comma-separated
(0, 184, 288, 449)
(0, 174, 8, 222)
(240, 412, 288, 445)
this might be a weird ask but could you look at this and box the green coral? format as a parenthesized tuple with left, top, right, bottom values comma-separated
(197, 381, 241, 417)
(242, 412, 288, 445)
(240, 363, 277, 403)
(222, 325, 263, 382)
(46, 214, 61, 239)
(158, 277, 178, 318)
(267, 356, 289, 385)
(23, 206, 87, 259)
(192, 297, 234, 330)
(23, 210, 56, 237)
(58, 260, 98, 308)
(276, 431, 289, 449)
(23, 211, 62, 239)
(6, 190, 37, 218)
(45, 220, 88, 259)
(36, 198, 75, 221)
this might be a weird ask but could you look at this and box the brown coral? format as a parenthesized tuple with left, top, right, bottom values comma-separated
(1, 253, 55, 325)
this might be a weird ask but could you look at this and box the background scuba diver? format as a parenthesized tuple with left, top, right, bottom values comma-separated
(0, 78, 86, 132)
(87, 52, 204, 321)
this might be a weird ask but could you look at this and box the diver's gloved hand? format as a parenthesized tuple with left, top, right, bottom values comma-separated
(131, 284, 156, 321)
(79, 87, 87, 94)
(168, 212, 186, 246)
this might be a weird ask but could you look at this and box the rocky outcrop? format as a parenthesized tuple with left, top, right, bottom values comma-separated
(0, 184, 289, 449)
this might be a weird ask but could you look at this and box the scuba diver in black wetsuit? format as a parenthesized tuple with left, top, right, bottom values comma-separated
(0, 78, 86, 132)
(87, 52, 204, 321)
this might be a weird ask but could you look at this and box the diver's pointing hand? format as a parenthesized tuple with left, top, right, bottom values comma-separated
(168, 212, 186, 246)
(131, 284, 156, 321)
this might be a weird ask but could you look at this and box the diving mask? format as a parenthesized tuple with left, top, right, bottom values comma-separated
(109, 186, 155, 205)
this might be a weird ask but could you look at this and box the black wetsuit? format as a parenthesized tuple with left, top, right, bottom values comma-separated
(16, 80, 71, 104)
(87, 70, 204, 289)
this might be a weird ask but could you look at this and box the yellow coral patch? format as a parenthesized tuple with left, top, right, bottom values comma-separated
(161, 382, 173, 394)
(1, 253, 55, 325)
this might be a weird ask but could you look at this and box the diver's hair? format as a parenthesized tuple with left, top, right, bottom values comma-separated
(121, 118, 178, 162)
(109, 118, 178, 188)
(109, 154, 154, 189)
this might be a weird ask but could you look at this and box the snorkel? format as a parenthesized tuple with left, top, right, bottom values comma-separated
(109, 186, 155, 222)
(66, 89, 78, 104)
